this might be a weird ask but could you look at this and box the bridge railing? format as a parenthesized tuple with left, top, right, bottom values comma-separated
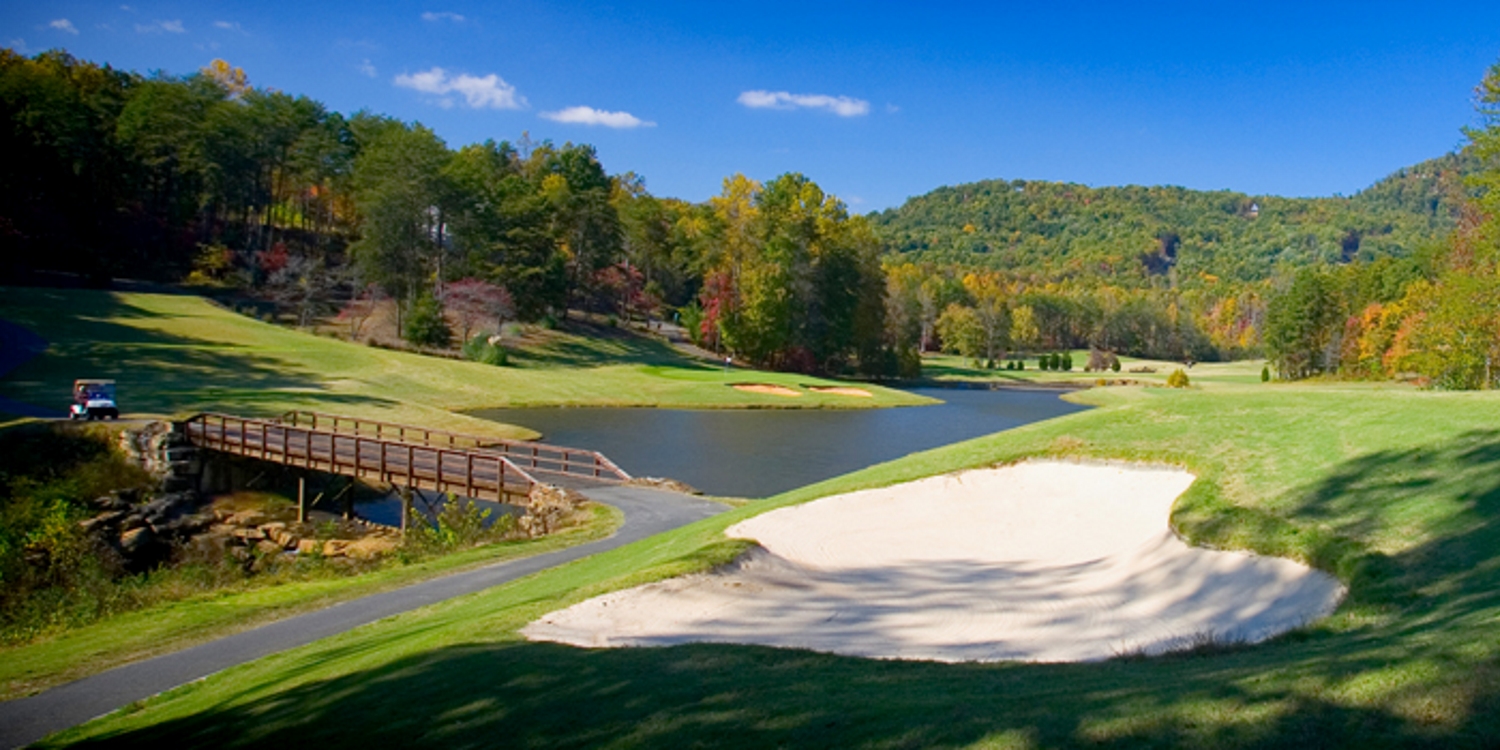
(275, 410, 630, 482)
(183, 413, 541, 503)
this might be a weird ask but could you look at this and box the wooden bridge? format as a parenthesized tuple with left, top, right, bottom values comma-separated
(181, 411, 630, 509)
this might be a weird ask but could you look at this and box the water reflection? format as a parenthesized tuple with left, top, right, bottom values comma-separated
(471, 387, 1086, 498)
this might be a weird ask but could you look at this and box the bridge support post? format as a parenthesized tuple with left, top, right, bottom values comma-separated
(297, 477, 307, 524)
(399, 486, 413, 533)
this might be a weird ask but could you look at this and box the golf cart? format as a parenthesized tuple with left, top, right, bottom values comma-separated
(70, 379, 119, 420)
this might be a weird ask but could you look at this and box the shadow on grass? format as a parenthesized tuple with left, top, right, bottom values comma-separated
(0, 290, 395, 417)
(59, 431, 1500, 748)
(61, 635, 1500, 749)
(507, 320, 714, 371)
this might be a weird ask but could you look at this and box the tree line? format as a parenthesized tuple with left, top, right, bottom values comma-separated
(0, 50, 902, 375)
(6, 47, 1497, 387)
(1263, 60, 1500, 389)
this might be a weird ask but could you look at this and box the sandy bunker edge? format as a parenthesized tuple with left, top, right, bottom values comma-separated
(523, 460, 1346, 663)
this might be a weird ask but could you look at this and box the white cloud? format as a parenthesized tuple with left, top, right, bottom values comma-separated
(213, 20, 245, 32)
(540, 106, 654, 129)
(393, 67, 525, 109)
(120, 5, 134, 11)
(358, 59, 377, 77)
(737, 90, 870, 117)
(8, 39, 27, 53)
(50, 19, 79, 35)
(136, 19, 185, 33)
(421, 11, 465, 22)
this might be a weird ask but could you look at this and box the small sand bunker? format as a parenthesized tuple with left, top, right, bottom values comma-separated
(807, 385, 874, 398)
(731, 383, 801, 397)
(524, 461, 1345, 663)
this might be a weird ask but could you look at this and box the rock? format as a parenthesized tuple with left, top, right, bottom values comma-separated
(119, 526, 156, 556)
(296, 539, 320, 555)
(228, 510, 268, 526)
(522, 484, 587, 537)
(323, 539, 351, 557)
(343, 536, 398, 560)
(80, 510, 127, 532)
(254, 540, 284, 556)
(90, 494, 130, 511)
(231, 527, 265, 541)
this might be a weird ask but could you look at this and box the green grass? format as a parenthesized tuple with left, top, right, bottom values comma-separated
(0, 503, 622, 701)
(0, 288, 933, 441)
(40, 382, 1500, 747)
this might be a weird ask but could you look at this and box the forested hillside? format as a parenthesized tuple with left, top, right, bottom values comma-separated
(871, 151, 1476, 287)
(5, 46, 1496, 380)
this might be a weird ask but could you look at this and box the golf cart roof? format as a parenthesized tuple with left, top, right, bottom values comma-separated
(74, 379, 116, 385)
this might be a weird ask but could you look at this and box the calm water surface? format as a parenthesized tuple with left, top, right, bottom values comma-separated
(471, 387, 1086, 498)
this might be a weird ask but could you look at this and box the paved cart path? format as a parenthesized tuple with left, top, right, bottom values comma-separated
(0, 485, 727, 749)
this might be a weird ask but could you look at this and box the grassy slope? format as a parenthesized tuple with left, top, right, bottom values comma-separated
(0, 288, 931, 441)
(44, 382, 1500, 747)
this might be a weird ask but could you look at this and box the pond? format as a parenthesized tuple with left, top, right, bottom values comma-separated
(470, 387, 1088, 498)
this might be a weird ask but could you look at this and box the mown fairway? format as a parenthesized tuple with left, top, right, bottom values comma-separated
(0, 288, 932, 440)
(37, 381, 1500, 748)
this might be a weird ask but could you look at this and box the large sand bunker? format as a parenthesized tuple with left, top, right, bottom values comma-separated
(524, 461, 1345, 662)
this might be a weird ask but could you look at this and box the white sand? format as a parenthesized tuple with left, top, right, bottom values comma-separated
(523, 461, 1345, 662)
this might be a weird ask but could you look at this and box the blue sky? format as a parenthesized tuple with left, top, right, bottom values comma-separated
(5, 2, 1500, 211)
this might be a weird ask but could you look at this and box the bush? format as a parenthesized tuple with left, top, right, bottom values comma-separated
(403, 295, 452, 348)
(462, 335, 508, 366)
(408, 495, 518, 553)
(1261, 365, 1271, 382)
(1061, 352, 1074, 371)
(1111, 358, 1121, 372)
(1167, 368, 1191, 388)
(679, 303, 706, 346)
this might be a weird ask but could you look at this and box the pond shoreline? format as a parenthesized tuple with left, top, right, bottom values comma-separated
(472, 387, 1088, 498)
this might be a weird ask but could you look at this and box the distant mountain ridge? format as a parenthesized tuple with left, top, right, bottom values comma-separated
(871, 150, 1477, 286)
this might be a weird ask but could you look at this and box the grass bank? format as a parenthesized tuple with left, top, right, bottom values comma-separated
(0, 288, 933, 441)
(41, 382, 1500, 747)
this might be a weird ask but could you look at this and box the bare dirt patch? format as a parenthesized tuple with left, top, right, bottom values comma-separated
(730, 383, 802, 397)
(524, 461, 1345, 662)
(805, 386, 874, 398)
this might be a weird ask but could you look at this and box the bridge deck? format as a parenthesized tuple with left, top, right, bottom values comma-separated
(182, 412, 629, 504)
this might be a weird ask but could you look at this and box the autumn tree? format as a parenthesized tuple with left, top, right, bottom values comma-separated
(444, 277, 514, 342)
